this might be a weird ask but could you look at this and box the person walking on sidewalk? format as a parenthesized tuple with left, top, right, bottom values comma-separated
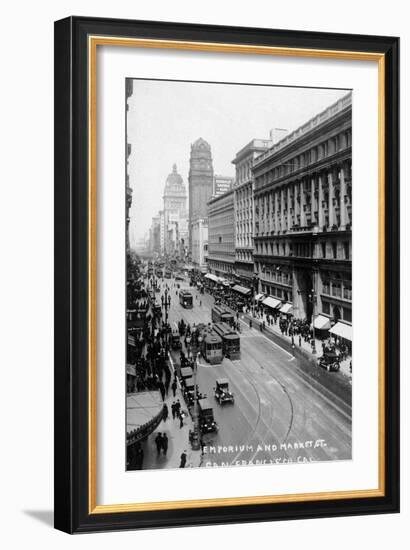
(171, 378, 177, 397)
(179, 450, 187, 468)
(158, 380, 165, 401)
(171, 401, 176, 419)
(162, 433, 168, 456)
(155, 432, 163, 455)
(179, 410, 184, 429)
(175, 399, 181, 418)
(162, 403, 169, 422)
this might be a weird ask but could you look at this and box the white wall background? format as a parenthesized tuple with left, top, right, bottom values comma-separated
(0, 0, 407, 547)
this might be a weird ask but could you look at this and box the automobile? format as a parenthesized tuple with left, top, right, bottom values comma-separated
(317, 350, 340, 372)
(171, 333, 182, 350)
(214, 378, 234, 404)
(198, 398, 218, 433)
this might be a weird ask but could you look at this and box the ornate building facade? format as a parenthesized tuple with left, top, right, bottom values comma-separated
(207, 189, 235, 277)
(163, 164, 188, 255)
(232, 138, 272, 288)
(188, 138, 214, 252)
(253, 92, 352, 325)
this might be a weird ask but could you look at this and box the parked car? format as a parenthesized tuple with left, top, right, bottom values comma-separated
(317, 350, 340, 372)
(198, 398, 218, 433)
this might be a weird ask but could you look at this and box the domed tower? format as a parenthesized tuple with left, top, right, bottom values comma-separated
(188, 138, 214, 251)
(163, 164, 187, 255)
(163, 163, 187, 217)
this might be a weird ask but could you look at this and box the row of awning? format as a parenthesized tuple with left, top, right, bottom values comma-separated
(313, 315, 352, 341)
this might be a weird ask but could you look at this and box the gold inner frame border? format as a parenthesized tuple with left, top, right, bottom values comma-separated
(87, 35, 386, 514)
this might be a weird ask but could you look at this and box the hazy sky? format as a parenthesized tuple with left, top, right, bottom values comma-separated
(127, 80, 348, 243)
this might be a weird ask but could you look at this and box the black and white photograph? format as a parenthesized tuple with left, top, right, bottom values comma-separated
(125, 79, 353, 471)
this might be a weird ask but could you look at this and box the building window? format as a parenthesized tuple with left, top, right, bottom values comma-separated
(322, 301, 330, 314)
(343, 241, 350, 259)
(343, 307, 352, 323)
(321, 242, 326, 258)
(322, 280, 330, 295)
(332, 242, 337, 259)
(343, 284, 352, 301)
(332, 283, 342, 298)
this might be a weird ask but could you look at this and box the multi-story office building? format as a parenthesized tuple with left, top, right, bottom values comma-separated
(232, 138, 272, 289)
(191, 218, 208, 271)
(253, 92, 352, 326)
(207, 189, 235, 277)
(188, 138, 214, 252)
(149, 214, 161, 254)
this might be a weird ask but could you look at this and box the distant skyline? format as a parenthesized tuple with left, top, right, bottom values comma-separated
(127, 79, 349, 243)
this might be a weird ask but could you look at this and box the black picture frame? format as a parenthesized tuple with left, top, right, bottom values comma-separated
(54, 16, 400, 534)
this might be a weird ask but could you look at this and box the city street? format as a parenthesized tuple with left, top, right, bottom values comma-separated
(160, 277, 352, 468)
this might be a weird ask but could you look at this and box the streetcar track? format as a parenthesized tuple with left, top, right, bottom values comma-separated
(241, 323, 352, 422)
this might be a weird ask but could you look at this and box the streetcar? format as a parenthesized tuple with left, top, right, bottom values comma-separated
(179, 290, 193, 309)
(211, 305, 234, 326)
(200, 332, 223, 365)
(212, 322, 241, 359)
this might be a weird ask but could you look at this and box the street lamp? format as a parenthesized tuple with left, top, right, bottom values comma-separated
(191, 334, 203, 451)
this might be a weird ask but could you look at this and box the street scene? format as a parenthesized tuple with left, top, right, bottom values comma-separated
(125, 79, 352, 471)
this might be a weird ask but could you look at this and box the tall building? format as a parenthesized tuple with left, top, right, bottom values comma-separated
(163, 164, 187, 255)
(213, 174, 234, 197)
(232, 138, 272, 289)
(188, 138, 214, 252)
(207, 190, 235, 277)
(191, 218, 208, 271)
(253, 92, 352, 326)
(149, 214, 161, 254)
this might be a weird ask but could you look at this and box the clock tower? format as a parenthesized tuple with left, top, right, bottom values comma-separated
(188, 137, 214, 253)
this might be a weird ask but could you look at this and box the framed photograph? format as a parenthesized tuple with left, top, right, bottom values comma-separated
(54, 16, 400, 533)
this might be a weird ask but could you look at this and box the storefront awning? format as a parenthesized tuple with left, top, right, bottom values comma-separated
(262, 296, 281, 309)
(314, 314, 331, 330)
(204, 273, 219, 282)
(280, 303, 293, 315)
(329, 322, 352, 341)
(254, 293, 264, 302)
(126, 364, 136, 377)
(232, 284, 252, 296)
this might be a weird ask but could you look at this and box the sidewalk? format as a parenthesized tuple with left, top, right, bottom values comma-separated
(140, 356, 202, 470)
